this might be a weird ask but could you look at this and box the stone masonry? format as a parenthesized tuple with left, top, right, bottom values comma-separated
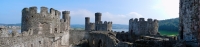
(129, 18, 159, 35)
(179, 0, 199, 46)
(85, 12, 112, 31)
(0, 6, 71, 47)
(21, 6, 70, 35)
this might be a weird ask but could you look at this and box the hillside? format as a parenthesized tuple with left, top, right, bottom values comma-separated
(158, 18, 179, 32)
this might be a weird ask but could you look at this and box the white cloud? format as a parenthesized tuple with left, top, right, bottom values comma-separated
(153, 0, 179, 18)
(62, 9, 143, 24)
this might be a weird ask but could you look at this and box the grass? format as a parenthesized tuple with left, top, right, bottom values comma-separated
(159, 30, 178, 36)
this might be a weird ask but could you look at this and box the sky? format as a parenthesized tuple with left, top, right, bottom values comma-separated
(0, 0, 179, 24)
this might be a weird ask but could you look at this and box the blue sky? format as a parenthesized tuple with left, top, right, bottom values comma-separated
(0, 0, 179, 24)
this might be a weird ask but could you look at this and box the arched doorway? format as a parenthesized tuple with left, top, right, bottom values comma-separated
(98, 39, 103, 47)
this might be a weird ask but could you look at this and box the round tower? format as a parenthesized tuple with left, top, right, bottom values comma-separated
(95, 12, 102, 23)
(62, 11, 70, 22)
(95, 12, 102, 31)
(85, 17, 90, 30)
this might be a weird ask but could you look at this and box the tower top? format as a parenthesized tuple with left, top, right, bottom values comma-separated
(62, 11, 70, 14)
(95, 12, 102, 16)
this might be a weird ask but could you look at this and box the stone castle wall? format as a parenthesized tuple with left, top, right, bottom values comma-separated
(21, 6, 70, 35)
(0, 33, 69, 47)
(179, 0, 199, 46)
(0, 6, 71, 47)
(129, 18, 158, 35)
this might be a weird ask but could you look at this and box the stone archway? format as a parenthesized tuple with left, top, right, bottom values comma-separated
(98, 39, 103, 47)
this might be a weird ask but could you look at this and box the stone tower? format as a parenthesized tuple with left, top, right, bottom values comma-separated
(179, 0, 199, 46)
(61, 11, 71, 31)
(85, 17, 90, 30)
(129, 18, 158, 35)
(21, 6, 70, 35)
(95, 12, 101, 30)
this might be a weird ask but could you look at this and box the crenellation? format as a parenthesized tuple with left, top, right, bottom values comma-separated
(134, 18, 138, 22)
(129, 18, 133, 22)
(55, 10, 61, 16)
(22, 8, 29, 14)
(104, 21, 107, 24)
(107, 22, 112, 24)
(147, 18, 153, 22)
(29, 6, 37, 14)
(40, 6, 48, 14)
(50, 8, 56, 15)
(129, 18, 158, 35)
(154, 19, 158, 22)
(139, 18, 145, 22)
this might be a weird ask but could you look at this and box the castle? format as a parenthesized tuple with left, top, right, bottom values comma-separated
(1, 0, 200, 46)
(129, 18, 159, 35)
(0, 6, 177, 47)
(0, 6, 71, 47)
(85, 12, 112, 31)
(21, 6, 70, 35)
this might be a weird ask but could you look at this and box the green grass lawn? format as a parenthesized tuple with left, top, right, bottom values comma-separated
(159, 30, 178, 36)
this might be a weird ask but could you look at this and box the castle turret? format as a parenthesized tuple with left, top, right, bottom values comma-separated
(85, 17, 90, 30)
(95, 12, 102, 31)
(95, 12, 102, 23)
(139, 18, 145, 21)
(62, 11, 70, 22)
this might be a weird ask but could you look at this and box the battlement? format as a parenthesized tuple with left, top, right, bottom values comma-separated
(104, 21, 107, 24)
(133, 18, 138, 22)
(139, 18, 145, 21)
(40, 6, 48, 14)
(153, 19, 158, 22)
(95, 12, 102, 16)
(107, 21, 112, 24)
(147, 18, 153, 22)
(129, 18, 133, 21)
(22, 6, 61, 16)
(131, 18, 157, 22)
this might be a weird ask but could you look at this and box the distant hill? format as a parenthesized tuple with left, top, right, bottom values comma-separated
(158, 18, 179, 32)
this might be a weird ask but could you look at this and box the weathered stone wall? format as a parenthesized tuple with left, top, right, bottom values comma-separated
(21, 6, 70, 35)
(0, 26, 9, 37)
(0, 33, 69, 47)
(179, 0, 199, 46)
(88, 31, 119, 47)
(129, 18, 158, 35)
(69, 30, 90, 45)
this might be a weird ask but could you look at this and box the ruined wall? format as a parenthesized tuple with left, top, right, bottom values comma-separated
(129, 18, 158, 35)
(69, 30, 90, 45)
(0, 27, 9, 37)
(88, 31, 119, 47)
(179, 0, 199, 46)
